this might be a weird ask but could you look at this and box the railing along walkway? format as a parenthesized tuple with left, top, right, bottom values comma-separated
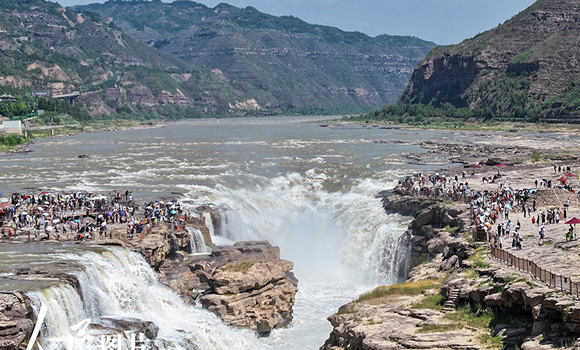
(490, 246, 580, 298)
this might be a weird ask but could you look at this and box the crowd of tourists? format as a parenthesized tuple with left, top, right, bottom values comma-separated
(404, 172, 477, 202)
(401, 165, 578, 251)
(1, 190, 187, 241)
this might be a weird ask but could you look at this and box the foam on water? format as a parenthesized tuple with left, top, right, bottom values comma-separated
(0, 117, 439, 349)
(27, 247, 263, 350)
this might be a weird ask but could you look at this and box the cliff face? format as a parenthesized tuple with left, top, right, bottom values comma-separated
(400, 0, 580, 118)
(323, 187, 580, 350)
(78, 0, 435, 114)
(0, 0, 202, 117)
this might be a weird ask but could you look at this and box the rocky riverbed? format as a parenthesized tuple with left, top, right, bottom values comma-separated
(404, 141, 579, 166)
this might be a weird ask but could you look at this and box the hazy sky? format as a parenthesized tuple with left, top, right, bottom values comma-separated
(56, 0, 537, 45)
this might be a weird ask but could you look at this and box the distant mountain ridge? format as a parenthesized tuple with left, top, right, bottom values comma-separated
(399, 0, 580, 120)
(77, 0, 436, 115)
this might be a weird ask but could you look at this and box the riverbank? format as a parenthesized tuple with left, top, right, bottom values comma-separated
(322, 158, 580, 349)
(0, 118, 172, 155)
(330, 116, 580, 133)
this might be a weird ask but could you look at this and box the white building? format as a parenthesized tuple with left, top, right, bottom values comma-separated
(0, 120, 22, 135)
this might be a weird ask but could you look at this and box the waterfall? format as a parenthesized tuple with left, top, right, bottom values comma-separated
(28, 284, 87, 341)
(202, 212, 215, 237)
(195, 173, 412, 286)
(184, 173, 413, 350)
(25, 246, 263, 350)
(201, 210, 234, 246)
(187, 227, 209, 254)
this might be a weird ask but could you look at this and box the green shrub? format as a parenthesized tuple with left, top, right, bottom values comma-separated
(220, 261, 254, 274)
(444, 225, 461, 235)
(357, 279, 442, 301)
(467, 248, 491, 269)
(412, 293, 446, 310)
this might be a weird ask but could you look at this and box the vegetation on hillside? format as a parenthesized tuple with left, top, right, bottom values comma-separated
(78, 0, 436, 115)
(397, 0, 580, 121)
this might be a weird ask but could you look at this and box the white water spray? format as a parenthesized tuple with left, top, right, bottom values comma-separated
(27, 247, 263, 350)
(184, 171, 413, 349)
(187, 227, 209, 253)
(192, 172, 411, 285)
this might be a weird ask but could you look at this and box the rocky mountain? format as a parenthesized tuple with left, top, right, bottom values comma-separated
(0, 0, 208, 117)
(77, 0, 435, 115)
(400, 0, 580, 120)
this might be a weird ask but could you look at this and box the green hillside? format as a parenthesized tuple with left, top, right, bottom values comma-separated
(78, 0, 436, 115)
(398, 0, 580, 122)
(0, 0, 243, 118)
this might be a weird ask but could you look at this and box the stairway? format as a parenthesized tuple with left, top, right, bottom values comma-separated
(441, 288, 460, 314)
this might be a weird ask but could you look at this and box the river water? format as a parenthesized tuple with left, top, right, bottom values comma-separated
(0, 116, 456, 349)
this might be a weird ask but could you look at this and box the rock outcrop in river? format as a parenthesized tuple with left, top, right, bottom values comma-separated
(0, 292, 34, 350)
(197, 242, 298, 336)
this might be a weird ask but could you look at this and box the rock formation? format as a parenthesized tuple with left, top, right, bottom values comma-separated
(197, 243, 298, 336)
(399, 0, 580, 119)
(157, 240, 298, 336)
(324, 179, 580, 350)
(0, 292, 34, 350)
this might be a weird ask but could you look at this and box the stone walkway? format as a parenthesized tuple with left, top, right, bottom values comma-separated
(465, 163, 580, 282)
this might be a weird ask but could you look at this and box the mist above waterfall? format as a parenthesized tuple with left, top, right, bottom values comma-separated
(0, 116, 456, 349)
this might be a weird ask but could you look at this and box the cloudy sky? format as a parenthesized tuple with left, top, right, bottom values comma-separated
(56, 0, 537, 45)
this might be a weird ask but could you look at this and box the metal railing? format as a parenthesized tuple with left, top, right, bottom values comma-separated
(490, 246, 579, 298)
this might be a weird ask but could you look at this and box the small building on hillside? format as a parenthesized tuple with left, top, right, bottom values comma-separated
(0, 120, 22, 135)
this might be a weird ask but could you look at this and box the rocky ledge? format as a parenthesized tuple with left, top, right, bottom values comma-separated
(378, 182, 473, 268)
(322, 294, 482, 350)
(157, 241, 298, 336)
(323, 182, 580, 350)
(0, 292, 34, 350)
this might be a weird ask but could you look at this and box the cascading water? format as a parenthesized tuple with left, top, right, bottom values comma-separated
(183, 172, 413, 349)
(202, 212, 215, 237)
(23, 245, 263, 350)
(187, 227, 209, 254)
(195, 173, 412, 285)
(0, 117, 449, 349)
(201, 211, 234, 246)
